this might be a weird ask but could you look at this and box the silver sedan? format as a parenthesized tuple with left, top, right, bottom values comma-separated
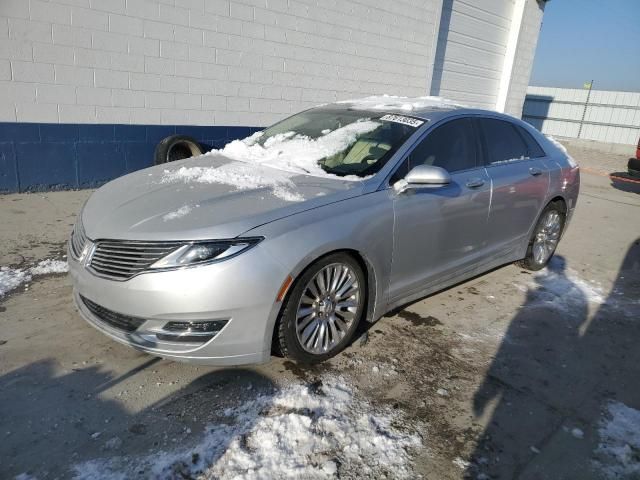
(68, 97, 580, 365)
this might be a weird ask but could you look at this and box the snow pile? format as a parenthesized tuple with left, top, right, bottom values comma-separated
(161, 119, 381, 201)
(74, 378, 421, 480)
(517, 263, 605, 311)
(0, 259, 68, 298)
(162, 205, 193, 222)
(30, 259, 69, 275)
(546, 135, 578, 168)
(337, 95, 465, 112)
(0, 267, 31, 297)
(594, 401, 640, 478)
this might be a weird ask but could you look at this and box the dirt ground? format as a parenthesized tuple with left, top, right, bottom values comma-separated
(1, 145, 638, 479)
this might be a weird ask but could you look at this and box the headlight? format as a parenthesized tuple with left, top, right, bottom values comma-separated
(149, 238, 262, 270)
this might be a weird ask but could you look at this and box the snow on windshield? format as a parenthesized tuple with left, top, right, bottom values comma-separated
(337, 95, 465, 112)
(161, 119, 381, 202)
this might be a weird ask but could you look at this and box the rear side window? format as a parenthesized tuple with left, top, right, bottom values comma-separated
(407, 118, 478, 173)
(478, 118, 530, 165)
(515, 125, 546, 158)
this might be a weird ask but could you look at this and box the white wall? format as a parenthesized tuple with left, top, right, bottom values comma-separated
(524, 86, 640, 145)
(0, 0, 439, 127)
(431, 0, 513, 109)
(502, 0, 544, 116)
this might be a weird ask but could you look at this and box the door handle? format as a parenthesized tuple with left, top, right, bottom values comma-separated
(529, 167, 543, 176)
(466, 178, 485, 188)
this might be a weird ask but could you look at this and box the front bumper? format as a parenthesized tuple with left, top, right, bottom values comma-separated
(69, 242, 289, 365)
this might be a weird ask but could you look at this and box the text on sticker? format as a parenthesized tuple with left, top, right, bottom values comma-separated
(379, 114, 425, 127)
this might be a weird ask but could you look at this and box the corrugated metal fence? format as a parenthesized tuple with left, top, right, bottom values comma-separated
(522, 86, 640, 145)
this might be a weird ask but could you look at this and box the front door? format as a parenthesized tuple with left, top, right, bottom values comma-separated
(389, 118, 491, 303)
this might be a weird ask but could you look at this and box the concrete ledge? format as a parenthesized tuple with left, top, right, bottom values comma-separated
(553, 136, 636, 157)
(0, 122, 261, 194)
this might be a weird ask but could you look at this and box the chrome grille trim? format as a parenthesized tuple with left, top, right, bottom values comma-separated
(88, 240, 183, 280)
(70, 218, 87, 260)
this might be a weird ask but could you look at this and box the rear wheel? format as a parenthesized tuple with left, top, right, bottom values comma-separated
(517, 202, 566, 271)
(276, 253, 365, 363)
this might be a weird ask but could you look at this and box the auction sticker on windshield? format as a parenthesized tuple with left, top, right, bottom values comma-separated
(379, 114, 425, 128)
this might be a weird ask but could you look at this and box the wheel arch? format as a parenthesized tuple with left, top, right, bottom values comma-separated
(270, 247, 379, 356)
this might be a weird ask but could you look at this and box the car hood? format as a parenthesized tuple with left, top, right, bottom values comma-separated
(82, 155, 364, 241)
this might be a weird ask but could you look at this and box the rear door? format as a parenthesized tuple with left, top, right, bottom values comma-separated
(389, 117, 492, 302)
(477, 118, 550, 256)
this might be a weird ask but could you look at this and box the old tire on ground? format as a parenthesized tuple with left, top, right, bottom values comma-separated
(516, 201, 566, 271)
(154, 135, 203, 165)
(276, 253, 366, 364)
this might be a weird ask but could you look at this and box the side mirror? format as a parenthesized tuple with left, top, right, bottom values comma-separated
(394, 165, 451, 193)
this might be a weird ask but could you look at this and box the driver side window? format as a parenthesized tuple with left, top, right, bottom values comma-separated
(391, 118, 477, 183)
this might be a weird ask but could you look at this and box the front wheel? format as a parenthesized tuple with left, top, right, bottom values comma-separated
(276, 253, 366, 364)
(517, 202, 566, 271)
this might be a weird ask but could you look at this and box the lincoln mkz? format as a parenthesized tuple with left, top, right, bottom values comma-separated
(69, 97, 580, 365)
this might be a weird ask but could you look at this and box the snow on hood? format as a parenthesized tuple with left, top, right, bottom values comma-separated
(82, 155, 361, 241)
(160, 119, 380, 202)
(337, 94, 466, 112)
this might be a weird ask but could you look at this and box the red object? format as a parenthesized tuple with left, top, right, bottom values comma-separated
(636, 137, 640, 160)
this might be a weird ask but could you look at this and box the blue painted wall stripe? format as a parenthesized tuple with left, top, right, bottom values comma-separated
(0, 122, 261, 193)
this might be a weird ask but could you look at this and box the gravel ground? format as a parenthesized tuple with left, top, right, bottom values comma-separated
(0, 144, 638, 479)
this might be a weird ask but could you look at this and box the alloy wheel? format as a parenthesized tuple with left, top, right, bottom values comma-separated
(532, 210, 562, 265)
(295, 263, 362, 354)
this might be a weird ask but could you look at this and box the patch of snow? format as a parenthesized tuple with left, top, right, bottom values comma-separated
(594, 401, 640, 479)
(73, 377, 421, 480)
(571, 427, 584, 439)
(29, 259, 69, 275)
(517, 263, 605, 310)
(15, 474, 39, 480)
(0, 259, 68, 298)
(162, 205, 193, 222)
(546, 135, 578, 168)
(452, 457, 470, 469)
(0, 267, 30, 297)
(337, 94, 465, 112)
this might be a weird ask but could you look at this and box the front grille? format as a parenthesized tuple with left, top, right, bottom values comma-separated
(70, 218, 87, 259)
(80, 295, 146, 332)
(89, 240, 183, 280)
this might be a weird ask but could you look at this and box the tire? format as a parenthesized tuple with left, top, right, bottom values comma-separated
(276, 253, 366, 364)
(628, 157, 640, 177)
(516, 201, 566, 271)
(154, 135, 203, 165)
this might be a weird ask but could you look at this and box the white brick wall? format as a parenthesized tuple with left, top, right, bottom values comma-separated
(0, 0, 439, 126)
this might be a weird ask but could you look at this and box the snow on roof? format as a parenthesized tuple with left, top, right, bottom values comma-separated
(336, 94, 466, 112)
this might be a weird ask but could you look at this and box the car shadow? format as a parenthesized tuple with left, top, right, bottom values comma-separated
(610, 169, 640, 194)
(464, 243, 640, 478)
(0, 359, 276, 479)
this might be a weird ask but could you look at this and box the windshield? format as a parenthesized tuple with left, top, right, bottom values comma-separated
(254, 108, 421, 177)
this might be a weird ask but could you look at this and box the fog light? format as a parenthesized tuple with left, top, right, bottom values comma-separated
(157, 320, 228, 343)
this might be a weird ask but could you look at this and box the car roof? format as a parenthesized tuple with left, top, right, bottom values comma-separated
(324, 95, 515, 123)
